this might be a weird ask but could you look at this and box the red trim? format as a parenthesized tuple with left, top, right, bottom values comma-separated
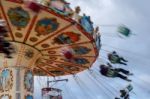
(0, 1, 15, 40)
(39, 3, 95, 43)
(40, 5, 74, 23)
(36, 65, 55, 77)
(41, 62, 73, 74)
(41, 41, 98, 69)
(23, 15, 38, 42)
(41, 7, 98, 67)
(38, 4, 95, 43)
(76, 23, 94, 41)
(2, 0, 98, 70)
(56, 60, 89, 69)
(34, 23, 73, 46)
(5, 0, 23, 4)
(5, 0, 73, 22)
(73, 24, 99, 63)
(43, 54, 96, 58)
(89, 41, 99, 68)
(39, 1, 98, 66)
(43, 49, 98, 67)
(41, 41, 92, 51)
(43, 59, 88, 69)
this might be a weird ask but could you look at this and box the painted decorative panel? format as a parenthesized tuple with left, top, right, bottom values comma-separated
(24, 70, 33, 92)
(24, 49, 34, 60)
(0, 94, 11, 99)
(35, 18, 59, 36)
(53, 32, 81, 44)
(7, 7, 30, 30)
(25, 95, 33, 99)
(0, 69, 13, 92)
(72, 46, 91, 55)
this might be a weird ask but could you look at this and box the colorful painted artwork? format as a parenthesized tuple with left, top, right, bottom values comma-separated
(50, 70, 64, 75)
(33, 69, 47, 76)
(73, 58, 89, 64)
(0, 95, 10, 99)
(61, 47, 74, 60)
(57, 64, 79, 71)
(7, 0, 23, 3)
(7, 7, 30, 30)
(34, 58, 42, 65)
(53, 32, 80, 44)
(72, 46, 91, 55)
(0, 69, 12, 91)
(80, 15, 94, 35)
(24, 70, 33, 92)
(26, 95, 33, 99)
(35, 18, 59, 36)
(24, 49, 34, 60)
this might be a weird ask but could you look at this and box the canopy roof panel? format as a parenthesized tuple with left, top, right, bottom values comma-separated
(0, 0, 98, 76)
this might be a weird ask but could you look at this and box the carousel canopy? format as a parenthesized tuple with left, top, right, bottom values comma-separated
(0, 0, 98, 76)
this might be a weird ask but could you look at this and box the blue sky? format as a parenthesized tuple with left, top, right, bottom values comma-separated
(34, 0, 150, 99)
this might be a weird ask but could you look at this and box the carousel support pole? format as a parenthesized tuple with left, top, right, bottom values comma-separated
(48, 79, 68, 83)
(47, 79, 68, 87)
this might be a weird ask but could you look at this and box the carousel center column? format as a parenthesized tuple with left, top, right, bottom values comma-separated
(0, 42, 42, 99)
(0, 67, 34, 99)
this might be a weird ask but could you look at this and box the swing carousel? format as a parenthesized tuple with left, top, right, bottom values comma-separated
(0, 0, 98, 99)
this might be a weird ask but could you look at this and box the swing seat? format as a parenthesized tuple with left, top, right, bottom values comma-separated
(118, 26, 131, 37)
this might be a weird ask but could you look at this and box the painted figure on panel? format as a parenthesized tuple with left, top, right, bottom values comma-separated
(73, 58, 89, 64)
(53, 32, 80, 44)
(72, 46, 91, 55)
(35, 18, 59, 36)
(7, 7, 30, 30)
(24, 70, 33, 92)
(0, 69, 12, 91)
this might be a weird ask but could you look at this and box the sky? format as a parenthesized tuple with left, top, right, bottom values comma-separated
(34, 0, 150, 99)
